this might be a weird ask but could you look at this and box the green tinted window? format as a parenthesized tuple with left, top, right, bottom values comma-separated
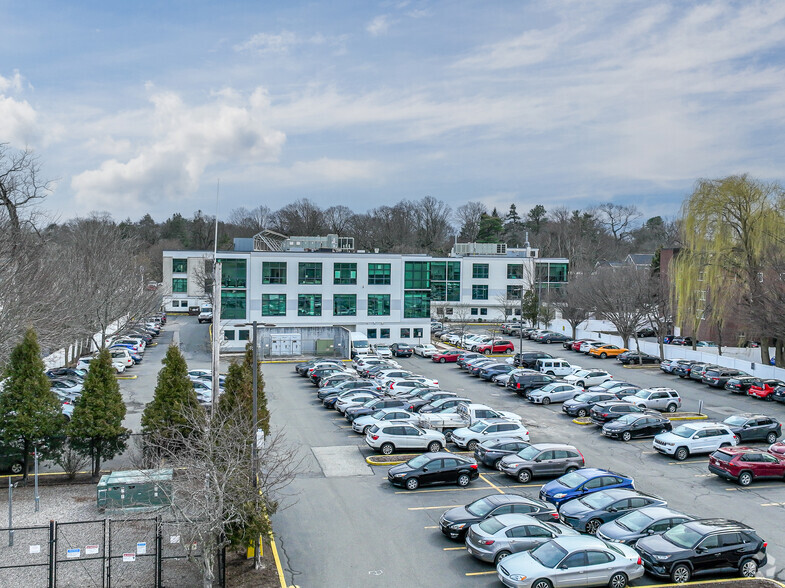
(263, 262, 287, 285)
(299, 263, 322, 285)
(447, 282, 461, 302)
(368, 263, 391, 285)
(334, 263, 357, 285)
(473, 264, 489, 279)
(333, 294, 357, 316)
(172, 278, 187, 293)
(507, 285, 522, 299)
(219, 259, 247, 288)
(404, 291, 430, 318)
(448, 261, 461, 281)
(221, 290, 246, 320)
(298, 294, 322, 316)
(507, 264, 523, 280)
(405, 262, 430, 289)
(380, 328, 390, 339)
(368, 294, 391, 316)
(430, 261, 446, 281)
(172, 258, 188, 273)
(472, 285, 488, 300)
(262, 294, 287, 316)
(431, 283, 446, 301)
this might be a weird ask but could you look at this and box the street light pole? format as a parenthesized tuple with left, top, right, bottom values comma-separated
(251, 320, 258, 487)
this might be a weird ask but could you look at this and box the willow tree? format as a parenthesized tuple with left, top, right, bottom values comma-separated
(672, 175, 785, 364)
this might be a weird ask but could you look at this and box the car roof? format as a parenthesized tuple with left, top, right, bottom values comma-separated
(685, 519, 752, 533)
(729, 413, 770, 419)
(574, 467, 627, 479)
(595, 488, 650, 500)
(482, 437, 530, 447)
(632, 506, 690, 520)
(481, 494, 552, 507)
(682, 421, 728, 430)
(529, 443, 578, 451)
(551, 535, 608, 550)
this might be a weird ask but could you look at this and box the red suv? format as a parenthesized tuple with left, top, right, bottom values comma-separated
(475, 340, 514, 354)
(747, 380, 785, 400)
(708, 447, 785, 486)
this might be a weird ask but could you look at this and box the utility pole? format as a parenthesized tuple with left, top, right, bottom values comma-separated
(34, 448, 40, 512)
(211, 261, 222, 412)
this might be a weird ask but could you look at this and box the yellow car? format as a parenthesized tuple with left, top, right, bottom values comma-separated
(589, 344, 628, 358)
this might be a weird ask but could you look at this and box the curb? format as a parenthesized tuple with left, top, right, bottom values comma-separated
(572, 417, 594, 426)
(644, 579, 785, 588)
(366, 450, 474, 466)
(667, 413, 708, 421)
(622, 364, 661, 369)
(116, 374, 138, 380)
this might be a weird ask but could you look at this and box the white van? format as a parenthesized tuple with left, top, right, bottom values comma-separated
(535, 358, 573, 377)
(350, 331, 372, 359)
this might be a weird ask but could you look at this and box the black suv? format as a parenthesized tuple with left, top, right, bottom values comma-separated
(506, 373, 557, 396)
(589, 401, 650, 425)
(722, 414, 781, 444)
(636, 518, 767, 583)
(513, 351, 553, 368)
(390, 343, 413, 357)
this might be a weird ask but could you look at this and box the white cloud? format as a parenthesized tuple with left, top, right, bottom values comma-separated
(234, 30, 298, 54)
(366, 15, 392, 36)
(71, 88, 286, 213)
(255, 158, 387, 187)
(0, 70, 43, 147)
(0, 71, 24, 93)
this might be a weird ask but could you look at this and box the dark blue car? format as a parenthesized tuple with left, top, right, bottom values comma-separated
(539, 467, 634, 507)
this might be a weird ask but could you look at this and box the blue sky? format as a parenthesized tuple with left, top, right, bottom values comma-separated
(2, 0, 785, 223)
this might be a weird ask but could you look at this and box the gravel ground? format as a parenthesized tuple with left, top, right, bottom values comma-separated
(4, 483, 100, 527)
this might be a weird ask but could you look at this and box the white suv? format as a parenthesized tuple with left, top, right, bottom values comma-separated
(622, 387, 681, 412)
(653, 422, 738, 461)
(365, 421, 446, 455)
(450, 419, 530, 451)
(352, 408, 417, 434)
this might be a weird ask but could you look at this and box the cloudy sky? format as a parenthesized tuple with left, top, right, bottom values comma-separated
(2, 0, 785, 223)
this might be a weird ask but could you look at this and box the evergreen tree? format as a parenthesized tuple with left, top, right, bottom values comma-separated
(68, 347, 130, 479)
(521, 290, 540, 327)
(0, 329, 64, 482)
(476, 213, 504, 243)
(219, 343, 269, 434)
(505, 204, 521, 224)
(141, 344, 201, 450)
(525, 204, 547, 234)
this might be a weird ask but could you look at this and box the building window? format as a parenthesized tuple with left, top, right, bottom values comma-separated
(298, 294, 322, 316)
(472, 285, 489, 300)
(473, 263, 489, 279)
(262, 262, 287, 285)
(368, 294, 391, 316)
(507, 264, 524, 280)
(172, 278, 187, 293)
(368, 263, 391, 285)
(404, 291, 430, 318)
(299, 262, 322, 285)
(480, 308, 488, 315)
(514, 308, 521, 315)
(224, 330, 235, 341)
(431, 282, 446, 301)
(238, 330, 250, 341)
(172, 258, 188, 273)
(367, 329, 377, 339)
(507, 285, 522, 299)
(535, 261, 568, 284)
(445, 308, 453, 315)
(380, 328, 390, 339)
(333, 294, 357, 316)
(448, 261, 460, 281)
(400, 328, 411, 338)
(219, 259, 247, 288)
(446, 282, 460, 302)
(471, 308, 478, 315)
(413, 328, 423, 338)
(404, 261, 430, 289)
(262, 294, 287, 316)
(333, 263, 357, 285)
(221, 290, 246, 320)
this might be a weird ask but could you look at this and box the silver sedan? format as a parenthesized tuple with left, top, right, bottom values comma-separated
(527, 383, 584, 405)
(497, 535, 643, 588)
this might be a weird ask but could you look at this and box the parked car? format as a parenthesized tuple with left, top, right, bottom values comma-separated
(466, 514, 579, 565)
(476, 340, 515, 354)
(317, 380, 377, 400)
(390, 343, 413, 357)
(468, 359, 500, 375)
(660, 358, 693, 374)
(722, 414, 781, 444)
(589, 344, 628, 359)
(474, 438, 531, 469)
(366, 422, 446, 454)
(480, 363, 514, 381)
(387, 379, 439, 394)
(562, 392, 618, 418)
(416, 396, 471, 415)
(653, 422, 739, 461)
(670, 336, 693, 346)
(457, 352, 484, 367)
(748, 379, 785, 400)
(773, 385, 785, 404)
(696, 340, 718, 347)
(432, 350, 462, 363)
(387, 452, 479, 490)
(689, 363, 720, 382)
(637, 327, 657, 337)
(527, 383, 584, 405)
(499, 443, 585, 484)
(345, 397, 407, 421)
(0, 445, 24, 475)
(596, 506, 693, 546)
(616, 351, 660, 365)
(635, 519, 767, 583)
(513, 351, 554, 369)
(49, 378, 84, 394)
(451, 419, 530, 451)
(725, 376, 764, 394)
(496, 536, 644, 588)
(539, 468, 634, 507)
(373, 344, 392, 358)
(586, 380, 638, 395)
(703, 368, 749, 388)
(534, 358, 574, 377)
(570, 339, 600, 352)
(406, 391, 458, 412)
(413, 343, 438, 357)
(351, 408, 416, 434)
(335, 392, 380, 413)
(538, 332, 571, 344)
(601, 413, 673, 441)
(507, 373, 558, 396)
(709, 446, 785, 486)
(621, 388, 681, 412)
(76, 356, 126, 374)
(440, 494, 558, 541)
(590, 401, 652, 426)
(46, 368, 87, 381)
(558, 488, 667, 534)
(563, 369, 613, 388)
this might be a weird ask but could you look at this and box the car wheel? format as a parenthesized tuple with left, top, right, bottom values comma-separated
(546, 371, 555, 376)
(586, 518, 602, 534)
(671, 563, 691, 583)
(494, 459, 503, 471)
(495, 550, 511, 565)
(667, 403, 678, 413)
(531, 579, 552, 588)
(380, 443, 394, 455)
(10, 462, 23, 475)
(621, 431, 632, 442)
(675, 447, 689, 461)
(363, 425, 372, 435)
(457, 473, 471, 487)
(738, 471, 753, 486)
(405, 477, 419, 491)
(600, 352, 607, 359)
(577, 381, 585, 387)
(541, 396, 551, 406)
(444, 430, 454, 442)
(565, 466, 578, 474)
(608, 572, 628, 588)
(467, 440, 478, 451)
(439, 358, 446, 363)
(576, 409, 587, 417)
(517, 469, 532, 483)
(545, 340, 551, 344)
(767, 432, 778, 444)
(428, 441, 442, 452)
(740, 558, 758, 578)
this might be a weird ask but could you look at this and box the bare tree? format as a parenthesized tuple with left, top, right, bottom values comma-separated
(413, 195, 454, 253)
(0, 144, 52, 252)
(274, 198, 325, 236)
(554, 277, 590, 339)
(228, 205, 273, 236)
(495, 291, 518, 325)
(192, 256, 215, 306)
(582, 267, 649, 348)
(455, 201, 487, 242)
(323, 205, 355, 235)
(144, 403, 302, 588)
(594, 203, 641, 243)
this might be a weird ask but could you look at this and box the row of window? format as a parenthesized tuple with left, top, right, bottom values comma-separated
(262, 294, 392, 317)
(367, 328, 424, 339)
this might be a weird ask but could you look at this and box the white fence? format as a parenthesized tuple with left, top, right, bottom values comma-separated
(42, 316, 129, 370)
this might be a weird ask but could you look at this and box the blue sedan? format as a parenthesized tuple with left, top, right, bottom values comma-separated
(539, 468, 634, 507)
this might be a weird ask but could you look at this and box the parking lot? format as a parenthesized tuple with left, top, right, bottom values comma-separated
(264, 328, 785, 587)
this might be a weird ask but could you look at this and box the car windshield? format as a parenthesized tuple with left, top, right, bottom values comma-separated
(407, 455, 431, 468)
(539, 383, 559, 392)
(724, 416, 748, 427)
(530, 541, 568, 568)
(614, 414, 639, 425)
(362, 399, 379, 408)
(633, 390, 651, 398)
(516, 446, 541, 460)
(557, 471, 587, 489)
(422, 392, 436, 401)
(371, 410, 385, 419)
(615, 510, 653, 532)
(468, 422, 487, 433)
(477, 517, 506, 535)
(662, 525, 703, 549)
(671, 426, 697, 438)
(466, 497, 495, 517)
(573, 393, 593, 402)
(573, 370, 591, 377)
(579, 492, 615, 509)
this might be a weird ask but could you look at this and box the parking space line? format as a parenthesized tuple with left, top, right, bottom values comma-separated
(761, 502, 785, 507)
(396, 486, 497, 495)
(466, 570, 496, 576)
(424, 525, 439, 529)
(479, 474, 505, 495)
(667, 460, 708, 465)
(443, 547, 465, 551)
(407, 505, 462, 511)
(726, 485, 783, 492)
(694, 474, 713, 477)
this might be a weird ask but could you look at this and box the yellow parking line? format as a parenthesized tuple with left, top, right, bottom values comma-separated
(443, 547, 465, 551)
(726, 484, 783, 492)
(407, 505, 462, 511)
(424, 525, 439, 529)
(667, 460, 708, 465)
(466, 570, 497, 576)
(479, 474, 505, 495)
(395, 486, 490, 495)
